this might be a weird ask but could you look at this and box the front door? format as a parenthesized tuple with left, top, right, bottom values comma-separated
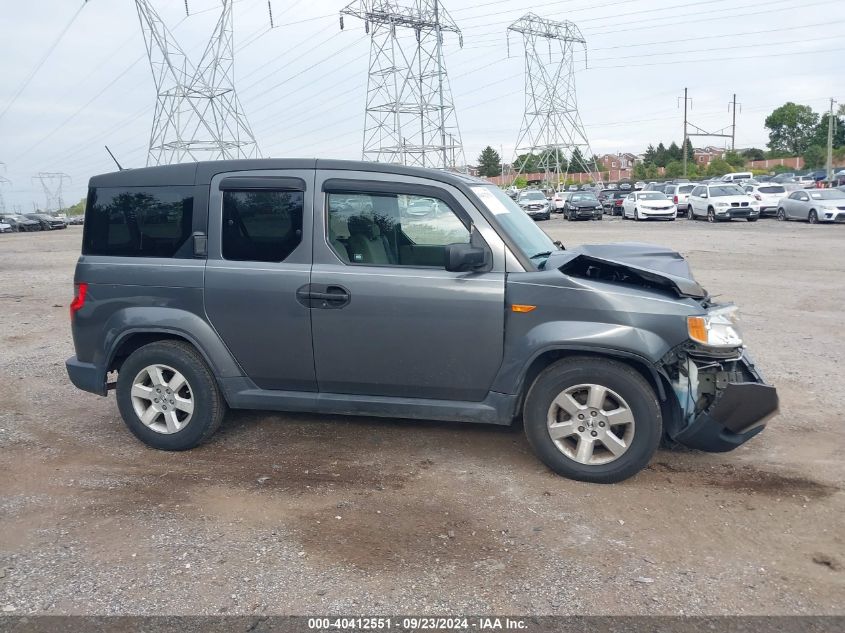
(204, 170, 317, 392)
(309, 171, 506, 402)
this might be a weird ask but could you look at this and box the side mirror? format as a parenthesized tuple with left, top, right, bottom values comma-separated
(444, 243, 487, 273)
(700, 193, 708, 199)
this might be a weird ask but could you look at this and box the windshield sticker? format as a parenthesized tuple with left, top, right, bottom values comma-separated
(810, 193, 822, 199)
(472, 186, 510, 215)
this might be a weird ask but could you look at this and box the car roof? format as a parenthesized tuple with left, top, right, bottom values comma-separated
(88, 159, 490, 189)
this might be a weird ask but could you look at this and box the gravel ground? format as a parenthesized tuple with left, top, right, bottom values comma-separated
(0, 218, 843, 616)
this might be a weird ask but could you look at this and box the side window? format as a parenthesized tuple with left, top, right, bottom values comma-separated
(221, 190, 303, 263)
(82, 186, 193, 258)
(327, 191, 470, 267)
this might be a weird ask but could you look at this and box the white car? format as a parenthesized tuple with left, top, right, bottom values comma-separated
(795, 175, 817, 189)
(0, 221, 12, 234)
(550, 191, 571, 211)
(743, 183, 788, 217)
(687, 183, 760, 222)
(622, 191, 676, 221)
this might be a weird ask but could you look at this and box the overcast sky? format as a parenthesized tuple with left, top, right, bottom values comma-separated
(0, 0, 841, 210)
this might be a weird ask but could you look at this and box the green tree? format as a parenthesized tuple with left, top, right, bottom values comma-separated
(570, 147, 587, 172)
(476, 146, 502, 177)
(514, 152, 540, 173)
(633, 162, 648, 180)
(514, 176, 528, 188)
(667, 142, 682, 162)
(741, 148, 766, 162)
(706, 158, 733, 177)
(654, 142, 668, 167)
(764, 102, 819, 155)
(724, 151, 746, 168)
(65, 197, 87, 216)
(643, 144, 656, 165)
(802, 145, 827, 169)
(809, 113, 845, 149)
(664, 160, 684, 178)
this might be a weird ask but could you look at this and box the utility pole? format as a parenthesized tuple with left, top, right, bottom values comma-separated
(679, 88, 692, 177)
(728, 93, 741, 151)
(827, 98, 837, 183)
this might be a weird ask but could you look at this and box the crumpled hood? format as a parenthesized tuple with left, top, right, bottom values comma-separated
(546, 242, 707, 299)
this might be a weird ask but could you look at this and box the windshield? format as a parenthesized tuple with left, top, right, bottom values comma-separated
(519, 191, 546, 201)
(637, 192, 668, 200)
(709, 185, 745, 197)
(809, 190, 845, 200)
(570, 194, 598, 202)
(471, 186, 557, 267)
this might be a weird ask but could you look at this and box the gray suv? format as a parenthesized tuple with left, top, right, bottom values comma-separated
(67, 159, 778, 483)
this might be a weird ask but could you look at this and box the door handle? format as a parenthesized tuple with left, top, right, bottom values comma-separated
(296, 284, 351, 309)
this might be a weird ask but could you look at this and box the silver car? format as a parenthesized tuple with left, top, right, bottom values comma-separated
(744, 183, 788, 217)
(776, 189, 845, 223)
(664, 183, 696, 215)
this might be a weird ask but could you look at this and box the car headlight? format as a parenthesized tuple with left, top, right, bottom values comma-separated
(687, 305, 743, 349)
(715, 202, 729, 207)
(820, 205, 838, 211)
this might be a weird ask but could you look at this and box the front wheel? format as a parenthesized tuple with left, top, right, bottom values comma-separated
(634, 207, 642, 221)
(687, 207, 695, 220)
(707, 207, 716, 223)
(523, 357, 662, 483)
(116, 340, 226, 451)
(808, 210, 818, 224)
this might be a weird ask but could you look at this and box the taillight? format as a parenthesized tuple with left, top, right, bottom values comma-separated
(70, 282, 88, 317)
(673, 195, 679, 204)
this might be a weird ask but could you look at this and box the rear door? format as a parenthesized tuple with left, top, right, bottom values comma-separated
(204, 170, 317, 392)
(308, 170, 506, 401)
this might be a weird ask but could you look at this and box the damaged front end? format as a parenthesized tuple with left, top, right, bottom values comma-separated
(661, 344, 778, 453)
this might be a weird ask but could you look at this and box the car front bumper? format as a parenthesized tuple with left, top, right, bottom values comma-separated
(671, 352, 778, 453)
(569, 208, 602, 218)
(819, 210, 845, 223)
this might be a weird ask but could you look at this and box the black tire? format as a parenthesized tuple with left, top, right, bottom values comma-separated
(747, 217, 758, 222)
(687, 207, 695, 220)
(707, 207, 716, 223)
(523, 357, 662, 483)
(808, 210, 818, 224)
(777, 208, 786, 221)
(116, 340, 225, 451)
(634, 207, 641, 221)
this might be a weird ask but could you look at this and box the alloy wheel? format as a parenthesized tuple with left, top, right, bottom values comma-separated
(546, 383, 635, 466)
(809, 210, 818, 224)
(130, 364, 194, 434)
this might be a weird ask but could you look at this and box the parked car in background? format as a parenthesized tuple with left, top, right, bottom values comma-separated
(688, 184, 760, 222)
(25, 213, 66, 230)
(664, 183, 696, 215)
(606, 190, 628, 216)
(744, 183, 788, 217)
(634, 181, 645, 190)
(622, 191, 676, 221)
(0, 214, 41, 232)
(517, 190, 552, 220)
(0, 220, 12, 233)
(776, 189, 845, 223)
(598, 189, 616, 210)
(67, 215, 85, 225)
(563, 192, 603, 221)
(550, 191, 570, 211)
(795, 175, 816, 189)
(618, 182, 633, 191)
(720, 172, 753, 184)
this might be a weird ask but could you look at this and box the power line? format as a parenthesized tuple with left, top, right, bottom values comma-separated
(0, 1, 89, 124)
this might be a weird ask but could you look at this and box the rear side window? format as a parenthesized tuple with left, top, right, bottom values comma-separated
(222, 190, 304, 263)
(83, 186, 193, 258)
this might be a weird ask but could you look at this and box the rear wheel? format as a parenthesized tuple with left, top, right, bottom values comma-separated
(808, 210, 818, 224)
(523, 357, 662, 483)
(116, 341, 225, 451)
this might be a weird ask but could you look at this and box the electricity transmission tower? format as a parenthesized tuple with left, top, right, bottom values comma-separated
(508, 13, 601, 187)
(340, 0, 465, 170)
(33, 172, 71, 213)
(135, 0, 260, 166)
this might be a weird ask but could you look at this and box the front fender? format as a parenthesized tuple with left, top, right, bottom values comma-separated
(491, 319, 673, 396)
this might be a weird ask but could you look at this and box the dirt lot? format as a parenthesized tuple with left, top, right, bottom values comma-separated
(0, 217, 843, 616)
